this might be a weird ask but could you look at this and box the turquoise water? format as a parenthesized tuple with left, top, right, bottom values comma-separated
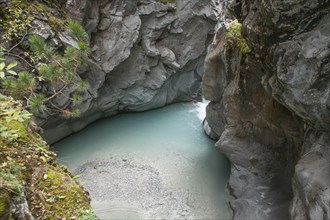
(54, 103, 231, 219)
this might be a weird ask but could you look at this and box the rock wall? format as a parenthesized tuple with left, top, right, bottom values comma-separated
(203, 0, 329, 219)
(40, 0, 216, 143)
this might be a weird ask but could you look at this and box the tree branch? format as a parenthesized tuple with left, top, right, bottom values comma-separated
(44, 75, 75, 102)
(5, 52, 34, 68)
(7, 31, 29, 53)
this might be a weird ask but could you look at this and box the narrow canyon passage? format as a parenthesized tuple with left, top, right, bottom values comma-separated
(53, 103, 231, 219)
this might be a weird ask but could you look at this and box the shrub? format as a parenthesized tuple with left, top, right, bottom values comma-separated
(0, 20, 90, 118)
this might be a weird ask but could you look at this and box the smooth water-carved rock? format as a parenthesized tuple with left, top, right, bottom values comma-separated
(40, 0, 216, 143)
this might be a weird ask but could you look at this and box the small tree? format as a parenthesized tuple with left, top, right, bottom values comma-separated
(1, 19, 90, 118)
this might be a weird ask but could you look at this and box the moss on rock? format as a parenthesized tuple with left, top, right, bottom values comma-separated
(0, 190, 10, 220)
(29, 165, 92, 219)
(0, 94, 96, 219)
(225, 20, 251, 54)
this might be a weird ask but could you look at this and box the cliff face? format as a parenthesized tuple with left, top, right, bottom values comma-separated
(203, 0, 329, 219)
(39, 0, 216, 143)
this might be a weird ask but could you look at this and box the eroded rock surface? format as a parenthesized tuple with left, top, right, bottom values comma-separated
(291, 128, 330, 220)
(40, 0, 216, 143)
(203, 0, 329, 219)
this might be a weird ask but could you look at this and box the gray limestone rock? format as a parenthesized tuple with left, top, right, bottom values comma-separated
(203, 119, 219, 140)
(58, 31, 79, 48)
(40, 0, 216, 143)
(32, 20, 55, 40)
(93, 11, 141, 73)
(290, 128, 330, 220)
(203, 0, 330, 219)
(158, 46, 180, 69)
(10, 192, 34, 220)
(203, 26, 304, 219)
(271, 15, 330, 130)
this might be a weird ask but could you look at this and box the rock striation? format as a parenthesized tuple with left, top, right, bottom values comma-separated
(203, 0, 329, 219)
(39, 0, 216, 143)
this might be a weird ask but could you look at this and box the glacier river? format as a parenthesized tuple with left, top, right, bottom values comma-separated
(54, 103, 231, 219)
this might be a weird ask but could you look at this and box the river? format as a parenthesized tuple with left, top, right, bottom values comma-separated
(53, 102, 231, 219)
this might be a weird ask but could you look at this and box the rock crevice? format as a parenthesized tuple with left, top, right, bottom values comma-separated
(203, 0, 329, 219)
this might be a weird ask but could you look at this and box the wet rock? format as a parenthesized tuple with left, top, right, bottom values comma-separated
(203, 119, 219, 140)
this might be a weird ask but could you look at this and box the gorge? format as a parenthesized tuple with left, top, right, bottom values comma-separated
(0, 0, 329, 219)
(40, 0, 217, 144)
(54, 103, 231, 219)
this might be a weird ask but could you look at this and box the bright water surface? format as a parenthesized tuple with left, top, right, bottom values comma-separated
(54, 103, 231, 219)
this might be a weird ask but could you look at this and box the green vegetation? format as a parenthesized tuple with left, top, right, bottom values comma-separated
(0, 0, 90, 118)
(0, 190, 10, 219)
(0, 171, 22, 199)
(0, 1, 33, 42)
(78, 209, 98, 220)
(0, 94, 95, 219)
(0, 19, 90, 118)
(29, 166, 96, 219)
(0, 0, 66, 43)
(225, 20, 251, 54)
(0, 1, 96, 218)
(0, 60, 19, 79)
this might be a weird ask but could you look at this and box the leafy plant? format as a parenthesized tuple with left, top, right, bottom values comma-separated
(0, 4, 33, 42)
(0, 125, 20, 141)
(0, 93, 94, 219)
(0, 20, 91, 118)
(0, 59, 18, 79)
(0, 171, 23, 196)
(1, 71, 35, 99)
(0, 94, 32, 141)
